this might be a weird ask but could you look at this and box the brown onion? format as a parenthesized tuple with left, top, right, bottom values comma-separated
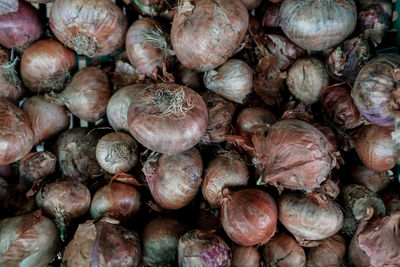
(128, 83, 208, 154)
(0, 98, 34, 164)
(221, 189, 278, 246)
(0, 210, 61, 266)
(351, 164, 393, 192)
(21, 95, 70, 145)
(50, 0, 128, 57)
(178, 230, 231, 267)
(143, 148, 202, 210)
(19, 151, 56, 190)
(176, 63, 202, 91)
(0, 48, 24, 103)
(171, 0, 248, 71)
(20, 39, 76, 93)
(202, 150, 249, 208)
(236, 107, 277, 137)
(306, 235, 346, 267)
(232, 246, 260, 267)
(353, 125, 400, 172)
(0, 0, 18, 16)
(262, 232, 306, 267)
(278, 193, 343, 244)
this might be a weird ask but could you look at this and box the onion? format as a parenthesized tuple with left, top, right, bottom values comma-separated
(351, 54, 400, 127)
(90, 181, 141, 221)
(143, 148, 203, 210)
(278, 192, 343, 244)
(382, 192, 400, 214)
(143, 216, 188, 266)
(259, 2, 281, 28)
(0, 0, 18, 16)
(0, 210, 61, 266)
(279, 0, 357, 51)
(353, 125, 400, 172)
(111, 54, 148, 89)
(315, 124, 338, 151)
(0, 0, 43, 50)
(55, 127, 103, 182)
(261, 232, 306, 267)
(201, 91, 235, 144)
(127, 83, 208, 154)
(178, 230, 231, 267)
(19, 151, 56, 190)
(195, 204, 221, 232)
(204, 59, 253, 104)
(306, 235, 346, 267)
(171, 0, 248, 71)
(241, 0, 261, 10)
(50, 0, 128, 57)
(63, 218, 141, 267)
(349, 212, 400, 267)
(221, 189, 278, 246)
(236, 107, 277, 137)
(21, 95, 70, 145)
(287, 57, 329, 105)
(0, 177, 9, 211)
(202, 150, 249, 208)
(254, 119, 336, 192)
(351, 164, 393, 192)
(0, 98, 34, 165)
(176, 63, 202, 91)
(0, 48, 24, 103)
(20, 39, 76, 93)
(232, 246, 260, 267)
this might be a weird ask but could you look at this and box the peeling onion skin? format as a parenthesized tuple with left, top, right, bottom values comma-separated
(353, 125, 400, 172)
(20, 39, 76, 93)
(262, 232, 306, 267)
(231, 246, 260, 267)
(0, 210, 61, 266)
(19, 151, 56, 190)
(221, 189, 278, 246)
(236, 106, 277, 137)
(0, 98, 34, 165)
(306, 235, 346, 267)
(351, 164, 392, 193)
(171, 0, 249, 72)
(128, 83, 208, 155)
(0, 0, 18, 16)
(50, 0, 128, 57)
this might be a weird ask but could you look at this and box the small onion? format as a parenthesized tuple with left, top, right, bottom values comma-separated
(204, 59, 253, 104)
(143, 148, 203, 210)
(241, 0, 261, 10)
(351, 164, 393, 193)
(306, 235, 346, 267)
(128, 83, 208, 154)
(171, 0, 249, 71)
(178, 230, 231, 267)
(236, 106, 277, 137)
(20, 39, 76, 93)
(21, 95, 70, 145)
(353, 125, 400, 172)
(50, 0, 128, 57)
(0, 98, 34, 164)
(0, 0, 18, 16)
(221, 189, 278, 246)
(19, 151, 56, 190)
(231, 246, 260, 267)
(286, 57, 329, 105)
(261, 232, 306, 267)
(176, 64, 202, 91)
(0, 48, 25, 103)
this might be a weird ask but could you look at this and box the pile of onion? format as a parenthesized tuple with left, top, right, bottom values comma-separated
(351, 164, 393, 193)
(231, 246, 260, 267)
(19, 151, 56, 190)
(0, 48, 24, 103)
(306, 235, 346, 267)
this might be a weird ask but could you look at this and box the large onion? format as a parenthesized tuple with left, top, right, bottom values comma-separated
(221, 189, 278, 246)
(306, 235, 346, 267)
(231, 246, 260, 267)
(128, 83, 208, 154)
(279, 0, 357, 51)
(50, 0, 128, 57)
(0, 48, 24, 103)
(171, 0, 249, 71)
(351, 164, 393, 193)
(19, 151, 56, 190)
(236, 106, 277, 137)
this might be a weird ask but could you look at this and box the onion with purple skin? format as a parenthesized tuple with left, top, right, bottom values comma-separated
(0, 0, 18, 16)
(258, 2, 281, 28)
(236, 107, 277, 137)
(306, 235, 346, 267)
(19, 151, 56, 190)
(351, 164, 393, 192)
(178, 230, 231, 267)
(0, 48, 24, 103)
(231, 246, 260, 267)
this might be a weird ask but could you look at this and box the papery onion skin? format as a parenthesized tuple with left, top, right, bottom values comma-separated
(221, 189, 278, 246)
(143, 148, 203, 210)
(236, 107, 277, 137)
(178, 230, 231, 267)
(0, 0, 43, 49)
(351, 164, 392, 193)
(262, 232, 306, 267)
(353, 125, 400, 172)
(90, 182, 140, 221)
(0, 98, 34, 165)
(128, 83, 208, 155)
(20, 39, 76, 93)
(279, 0, 357, 51)
(231, 246, 260, 267)
(0, 48, 25, 103)
(50, 0, 128, 57)
(0, 0, 18, 16)
(278, 193, 343, 243)
(21, 95, 70, 145)
(19, 151, 56, 190)
(171, 0, 249, 71)
(306, 235, 346, 267)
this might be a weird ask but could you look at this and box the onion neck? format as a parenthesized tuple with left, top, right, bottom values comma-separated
(1, 57, 21, 87)
(67, 34, 99, 57)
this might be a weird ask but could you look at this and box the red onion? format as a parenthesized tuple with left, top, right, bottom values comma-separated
(178, 230, 231, 267)
(111, 54, 148, 89)
(278, 192, 343, 244)
(20, 39, 76, 93)
(236, 107, 277, 137)
(0, 48, 25, 103)
(0, 0, 43, 50)
(221, 189, 278, 246)
(127, 83, 208, 154)
(231, 246, 260, 267)
(50, 0, 128, 57)
(261, 232, 306, 267)
(176, 64, 202, 91)
(0, 98, 34, 165)
(0, 210, 61, 266)
(171, 0, 249, 71)
(315, 124, 339, 151)
(21, 95, 70, 145)
(143, 148, 203, 210)
(351, 164, 393, 192)
(353, 125, 400, 172)
(19, 151, 56, 190)
(279, 0, 357, 51)
(0, 0, 18, 16)
(259, 2, 281, 28)
(241, 0, 261, 10)
(306, 235, 346, 267)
